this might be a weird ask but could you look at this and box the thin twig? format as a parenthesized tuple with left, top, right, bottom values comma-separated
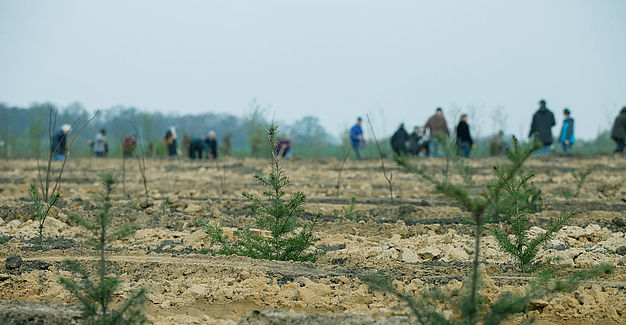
(366, 114, 393, 202)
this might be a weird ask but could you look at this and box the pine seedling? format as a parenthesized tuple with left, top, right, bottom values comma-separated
(393, 136, 541, 324)
(60, 173, 146, 325)
(359, 136, 614, 324)
(202, 124, 319, 262)
(562, 165, 596, 198)
(30, 107, 96, 249)
(28, 183, 60, 249)
(486, 138, 561, 272)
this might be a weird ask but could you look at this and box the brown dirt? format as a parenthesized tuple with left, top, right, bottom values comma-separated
(0, 155, 625, 324)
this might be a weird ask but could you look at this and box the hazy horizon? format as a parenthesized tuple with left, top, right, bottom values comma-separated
(1, 1, 625, 140)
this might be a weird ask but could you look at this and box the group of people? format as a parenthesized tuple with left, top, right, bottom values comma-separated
(47, 102, 626, 161)
(348, 100, 626, 160)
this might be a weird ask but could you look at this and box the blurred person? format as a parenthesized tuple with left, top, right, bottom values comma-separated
(456, 114, 473, 158)
(205, 130, 218, 159)
(349, 117, 365, 159)
(275, 138, 292, 158)
(390, 123, 409, 155)
(164, 126, 177, 157)
(424, 107, 449, 157)
(188, 136, 204, 159)
(123, 135, 137, 157)
(559, 108, 575, 153)
(93, 129, 107, 157)
(408, 126, 423, 156)
(51, 124, 71, 161)
(611, 106, 626, 153)
(529, 99, 555, 155)
(489, 131, 506, 156)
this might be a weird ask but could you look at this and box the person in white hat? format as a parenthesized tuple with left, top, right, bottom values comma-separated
(52, 124, 71, 161)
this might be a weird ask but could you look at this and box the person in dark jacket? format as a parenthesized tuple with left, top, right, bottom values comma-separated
(164, 126, 177, 157)
(205, 130, 218, 159)
(611, 107, 626, 153)
(188, 137, 204, 159)
(52, 124, 71, 161)
(559, 108, 575, 153)
(529, 99, 555, 155)
(275, 139, 292, 157)
(408, 126, 424, 156)
(456, 114, 473, 158)
(390, 124, 409, 155)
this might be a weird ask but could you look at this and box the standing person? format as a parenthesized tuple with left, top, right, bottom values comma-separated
(349, 117, 365, 159)
(205, 130, 218, 159)
(123, 135, 137, 157)
(408, 126, 422, 156)
(188, 137, 204, 159)
(489, 131, 506, 156)
(424, 107, 449, 157)
(52, 124, 71, 161)
(529, 99, 555, 155)
(559, 108, 575, 153)
(390, 123, 409, 155)
(164, 126, 177, 157)
(456, 114, 473, 158)
(275, 138, 292, 158)
(611, 107, 626, 153)
(93, 129, 107, 157)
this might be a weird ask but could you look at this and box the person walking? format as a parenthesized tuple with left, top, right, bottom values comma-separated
(559, 108, 575, 153)
(424, 107, 449, 157)
(390, 123, 409, 155)
(529, 99, 555, 155)
(611, 107, 626, 153)
(456, 114, 473, 158)
(93, 129, 107, 157)
(349, 117, 365, 159)
(205, 130, 218, 159)
(51, 124, 71, 161)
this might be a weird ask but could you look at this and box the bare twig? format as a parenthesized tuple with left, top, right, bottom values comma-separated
(366, 114, 393, 202)
(335, 151, 349, 197)
(130, 122, 149, 206)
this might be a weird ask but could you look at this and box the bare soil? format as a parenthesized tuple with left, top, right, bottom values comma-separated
(0, 155, 625, 324)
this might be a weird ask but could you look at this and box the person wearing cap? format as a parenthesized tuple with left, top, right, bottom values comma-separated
(205, 130, 218, 159)
(559, 108, 575, 153)
(529, 99, 555, 155)
(424, 107, 449, 157)
(52, 124, 71, 161)
(349, 117, 365, 159)
(164, 126, 178, 157)
(611, 106, 626, 153)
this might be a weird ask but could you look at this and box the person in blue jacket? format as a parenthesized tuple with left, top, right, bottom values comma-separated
(559, 108, 575, 153)
(349, 117, 365, 159)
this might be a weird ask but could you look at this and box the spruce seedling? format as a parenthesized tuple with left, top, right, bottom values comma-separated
(202, 124, 319, 262)
(60, 174, 146, 324)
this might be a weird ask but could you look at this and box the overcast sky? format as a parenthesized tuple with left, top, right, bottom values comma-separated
(1, 0, 625, 140)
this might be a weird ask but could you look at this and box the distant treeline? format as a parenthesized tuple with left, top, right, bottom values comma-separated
(0, 101, 616, 159)
(0, 101, 346, 159)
